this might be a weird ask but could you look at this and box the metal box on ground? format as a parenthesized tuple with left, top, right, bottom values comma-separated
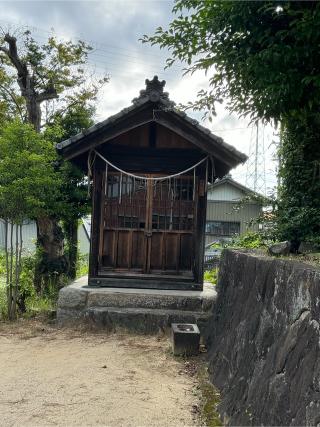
(171, 323, 200, 356)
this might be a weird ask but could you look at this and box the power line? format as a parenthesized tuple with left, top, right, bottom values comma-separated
(2, 27, 180, 76)
(211, 126, 253, 132)
(0, 22, 182, 81)
(85, 58, 179, 79)
(84, 64, 178, 86)
(0, 18, 180, 65)
(89, 49, 182, 71)
(28, 31, 180, 73)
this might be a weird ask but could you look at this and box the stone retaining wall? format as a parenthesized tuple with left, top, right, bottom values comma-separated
(208, 249, 320, 426)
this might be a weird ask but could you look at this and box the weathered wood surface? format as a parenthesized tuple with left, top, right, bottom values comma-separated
(100, 172, 196, 279)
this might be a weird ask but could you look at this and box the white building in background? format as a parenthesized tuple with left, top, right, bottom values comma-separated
(205, 175, 263, 246)
(0, 220, 37, 253)
(0, 218, 90, 255)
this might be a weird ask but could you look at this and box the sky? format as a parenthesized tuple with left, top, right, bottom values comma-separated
(0, 0, 278, 195)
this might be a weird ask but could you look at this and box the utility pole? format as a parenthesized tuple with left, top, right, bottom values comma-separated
(245, 122, 267, 195)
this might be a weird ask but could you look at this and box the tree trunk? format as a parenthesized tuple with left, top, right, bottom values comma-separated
(65, 219, 78, 280)
(1, 33, 63, 295)
(6, 221, 16, 320)
(34, 216, 68, 294)
(13, 223, 19, 317)
(17, 224, 27, 314)
(26, 95, 41, 132)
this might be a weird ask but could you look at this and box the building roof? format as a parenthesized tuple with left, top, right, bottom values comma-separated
(208, 175, 262, 198)
(56, 76, 247, 173)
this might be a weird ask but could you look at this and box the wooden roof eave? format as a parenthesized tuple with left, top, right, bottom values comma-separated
(157, 109, 247, 169)
(57, 100, 247, 170)
(57, 101, 154, 161)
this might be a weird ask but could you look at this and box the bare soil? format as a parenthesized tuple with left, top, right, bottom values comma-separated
(0, 320, 200, 427)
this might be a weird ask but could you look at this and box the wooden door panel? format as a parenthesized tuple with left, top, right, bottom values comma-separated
(102, 230, 116, 268)
(117, 230, 130, 268)
(150, 232, 163, 270)
(164, 233, 179, 270)
(180, 234, 193, 270)
(131, 231, 145, 269)
(99, 172, 196, 278)
(150, 176, 195, 274)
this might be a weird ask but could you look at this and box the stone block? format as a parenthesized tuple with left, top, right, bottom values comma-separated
(171, 323, 200, 356)
(268, 241, 291, 256)
(298, 241, 319, 254)
(56, 308, 85, 324)
(55, 278, 215, 340)
(87, 291, 203, 311)
(57, 286, 88, 309)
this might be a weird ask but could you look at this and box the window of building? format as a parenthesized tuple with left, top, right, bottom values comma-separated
(205, 221, 240, 236)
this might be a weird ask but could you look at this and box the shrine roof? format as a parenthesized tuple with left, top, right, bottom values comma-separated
(56, 76, 247, 169)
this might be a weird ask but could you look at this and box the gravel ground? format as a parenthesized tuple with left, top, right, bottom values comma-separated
(0, 320, 199, 427)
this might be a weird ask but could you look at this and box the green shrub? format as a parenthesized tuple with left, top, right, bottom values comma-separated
(211, 231, 275, 251)
(0, 251, 63, 319)
(0, 253, 7, 319)
(76, 252, 89, 278)
(204, 268, 218, 285)
(0, 282, 6, 320)
(230, 231, 268, 249)
(0, 248, 90, 321)
(24, 293, 56, 316)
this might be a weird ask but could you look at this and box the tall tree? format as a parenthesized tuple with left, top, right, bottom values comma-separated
(0, 121, 61, 318)
(0, 29, 108, 286)
(50, 104, 94, 279)
(143, 1, 320, 248)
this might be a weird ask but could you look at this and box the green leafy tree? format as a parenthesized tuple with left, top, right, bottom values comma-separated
(143, 0, 320, 248)
(278, 115, 320, 247)
(49, 104, 94, 279)
(0, 30, 104, 130)
(0, 121, 61, 319)
(0, 29, 108, 286)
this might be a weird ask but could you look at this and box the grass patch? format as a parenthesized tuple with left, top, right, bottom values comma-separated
(204, 268, 219, 285)
(24, 294, 56, 318)
(0, 281, 7, 320)
(76, 253, 89, 278)
(0, 250, 90, 321)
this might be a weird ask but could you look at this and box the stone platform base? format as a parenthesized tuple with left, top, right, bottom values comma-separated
(57, 276, 216, 337)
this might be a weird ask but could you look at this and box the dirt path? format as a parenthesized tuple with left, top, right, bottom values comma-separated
(0, 320, 200, 427)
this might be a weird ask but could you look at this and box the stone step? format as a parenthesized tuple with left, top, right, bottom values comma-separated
(84, 306, 213, 335)
(57, 277, 216, 339)
(85, 288, 215, 312)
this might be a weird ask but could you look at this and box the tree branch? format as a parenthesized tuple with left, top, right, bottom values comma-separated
(0, 45, 9, 56)
(41, 97, 82, 128)
(2, 34, 28, 80)
(36, 84, 58, 103)
(0, 83, 24, 121)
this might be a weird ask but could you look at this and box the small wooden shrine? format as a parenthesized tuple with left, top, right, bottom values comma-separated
(57, 76, 246, 290)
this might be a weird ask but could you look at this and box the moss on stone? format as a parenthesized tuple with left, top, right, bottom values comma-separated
(197, 363, 223, 426)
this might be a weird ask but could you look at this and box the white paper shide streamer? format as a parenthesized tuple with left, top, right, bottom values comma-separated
(87, 149, 212, 199)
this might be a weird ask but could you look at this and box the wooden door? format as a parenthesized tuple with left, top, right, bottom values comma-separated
(147, 177, 195, 276)
(100, 173, 148, 271)
(99, 172, 196, 277)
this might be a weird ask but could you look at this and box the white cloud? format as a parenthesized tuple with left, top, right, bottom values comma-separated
(0, 0, 278, 193)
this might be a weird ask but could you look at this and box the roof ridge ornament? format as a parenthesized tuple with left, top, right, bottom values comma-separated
(132, 75, 173, 105)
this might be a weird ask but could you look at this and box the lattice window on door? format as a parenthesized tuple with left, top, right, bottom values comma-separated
(104, 174, 147, 230)
(152, 177, 195, 231)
